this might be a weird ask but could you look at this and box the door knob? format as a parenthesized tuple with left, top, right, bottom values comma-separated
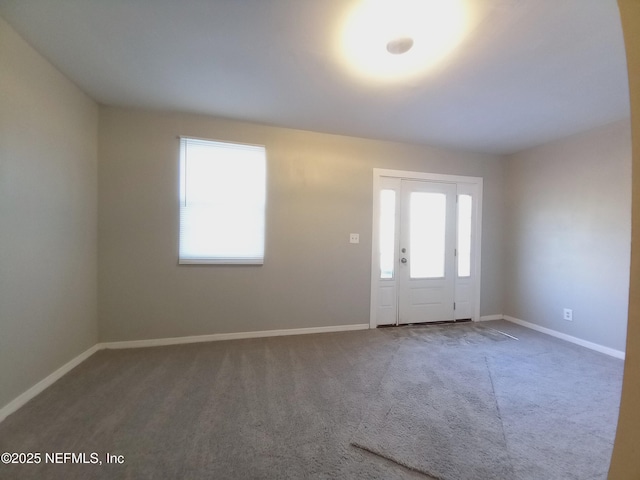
(401, 258, 407, 264)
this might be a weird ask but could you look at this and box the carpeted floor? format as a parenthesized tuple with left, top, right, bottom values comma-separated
(351, 345, 514, 480)
(0, 321, 623, 479)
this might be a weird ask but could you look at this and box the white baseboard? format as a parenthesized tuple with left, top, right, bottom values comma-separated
(0, 344, 101, 423)
(6, 317, 621, 425)
(0, 323, 370, 423)
(504, 315, 625, 359)
(100, 323, 370, 350)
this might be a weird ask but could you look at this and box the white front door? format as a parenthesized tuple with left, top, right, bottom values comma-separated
(398, 180, 456, 324)
(370, 170, 482, 328)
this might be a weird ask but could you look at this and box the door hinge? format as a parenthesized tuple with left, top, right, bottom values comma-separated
(453, 302, 456, 310)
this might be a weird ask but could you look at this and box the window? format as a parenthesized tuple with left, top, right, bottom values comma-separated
(457, 194, 472, 277)
(379, 189, 396, 279)
(179, 137, 266, 264)
(409, 192, 446, 278)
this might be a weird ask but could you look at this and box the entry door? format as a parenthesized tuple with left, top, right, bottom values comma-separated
(371, 170, 481, 328)
(398, 180, 457, 324)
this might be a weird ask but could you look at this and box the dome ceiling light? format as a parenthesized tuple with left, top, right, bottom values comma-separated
(339, 0, 469, 82)
(386, 37, 414, 55)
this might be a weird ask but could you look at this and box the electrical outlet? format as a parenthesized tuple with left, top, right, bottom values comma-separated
(349, 233, 359, 244)
(563, 308, 573, 321)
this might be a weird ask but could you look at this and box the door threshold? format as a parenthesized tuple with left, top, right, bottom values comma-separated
(377, 319, 472, 328)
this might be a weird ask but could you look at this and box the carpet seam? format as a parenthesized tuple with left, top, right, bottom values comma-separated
(350, 441, 444, 479)
(349, 335, 441, 478)
(351, 337, 516, 480)
(351, 335, 407, 430)
(484, 355, 517, 475)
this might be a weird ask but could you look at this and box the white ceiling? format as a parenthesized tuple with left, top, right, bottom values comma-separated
(0, 0, 630, 155)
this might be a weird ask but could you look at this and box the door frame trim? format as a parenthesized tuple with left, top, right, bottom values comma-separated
(369, 168, 484, 328)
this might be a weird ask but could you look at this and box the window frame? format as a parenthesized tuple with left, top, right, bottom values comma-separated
(178, 136, 267, 265)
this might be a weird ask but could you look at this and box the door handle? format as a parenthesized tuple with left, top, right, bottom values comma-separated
(401, 258, 407, 264)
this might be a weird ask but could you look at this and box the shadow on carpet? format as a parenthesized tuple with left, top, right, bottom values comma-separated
(350, 343, 514, 480)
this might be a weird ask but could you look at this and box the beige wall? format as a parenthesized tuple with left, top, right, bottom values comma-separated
(610, 0, 640, 477)
(0, 17, 98, 410)
(98, 108, 505, 341)
(504, 120, 631, 352)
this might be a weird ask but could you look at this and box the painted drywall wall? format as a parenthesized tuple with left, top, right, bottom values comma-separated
(503, 119, 631, 353)
(609, 0, 640, 477)
(98, 108, 504, 341)
(0, 16, 98, 409)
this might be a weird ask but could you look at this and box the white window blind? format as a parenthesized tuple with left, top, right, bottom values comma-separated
(179, 137, 266, 264)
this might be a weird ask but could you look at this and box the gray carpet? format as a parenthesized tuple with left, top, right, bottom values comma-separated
(0, 321, 623, 479)
(488, 349, 622, 480)
(351, 346, 514, 480)
(352, 322, 622, 480)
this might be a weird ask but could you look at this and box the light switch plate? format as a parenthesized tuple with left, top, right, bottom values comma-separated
(350, 233, 359, 244)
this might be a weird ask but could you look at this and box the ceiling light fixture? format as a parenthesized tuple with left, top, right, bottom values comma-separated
(340, 0, 469, 82)
(386, 37, 414, 55)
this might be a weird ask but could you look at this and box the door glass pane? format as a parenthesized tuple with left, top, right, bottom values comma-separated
(457, 194, 472, 277)
(410, 192, 446, 278)
(379, 189, 396, 279)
